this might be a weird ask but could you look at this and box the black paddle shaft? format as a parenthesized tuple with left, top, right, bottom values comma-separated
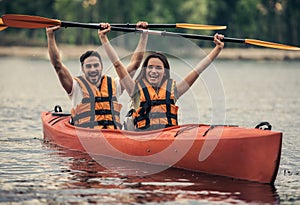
(60, 21, 136, 32)
(61, 21, 245, 43)
(61, 21, 178, 29)
(175, 32, 245, 43)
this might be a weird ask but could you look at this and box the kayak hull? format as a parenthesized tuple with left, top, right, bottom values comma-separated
(42, 111, 282, 184)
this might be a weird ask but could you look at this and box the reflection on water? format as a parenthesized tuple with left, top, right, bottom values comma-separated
(0, 57, 299, 204)
(41, 144, 280, 204)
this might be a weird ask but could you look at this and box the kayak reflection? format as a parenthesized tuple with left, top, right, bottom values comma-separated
(45, 144, 280, 204)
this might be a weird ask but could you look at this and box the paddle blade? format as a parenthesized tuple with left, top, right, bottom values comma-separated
(176, 23, 227, 30)
(245, 39, 300, 51)
(2, 14, 61, 28)
(0, 18, 8, 31)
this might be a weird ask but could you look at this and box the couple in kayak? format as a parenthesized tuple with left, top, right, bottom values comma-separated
(46, 22, 224, 131)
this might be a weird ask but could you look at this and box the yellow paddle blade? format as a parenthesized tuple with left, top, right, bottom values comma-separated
(176, 23, 227, 30)
(245, 39, 300, 51)
(2, 14, 61, 28)
(0, 18, 8, 31)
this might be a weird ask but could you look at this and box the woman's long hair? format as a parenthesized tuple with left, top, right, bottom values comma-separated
(135, 52, 170, 85)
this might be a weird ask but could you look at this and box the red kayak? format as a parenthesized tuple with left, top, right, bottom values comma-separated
(42, 108, 282, 184)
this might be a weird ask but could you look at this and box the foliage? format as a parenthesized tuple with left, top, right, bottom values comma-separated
(0, 0, 299, 47)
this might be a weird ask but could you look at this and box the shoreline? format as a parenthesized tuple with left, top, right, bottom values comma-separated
(1, 45, 300, 61)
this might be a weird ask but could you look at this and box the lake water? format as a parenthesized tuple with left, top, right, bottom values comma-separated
(0, 56, 299, 204)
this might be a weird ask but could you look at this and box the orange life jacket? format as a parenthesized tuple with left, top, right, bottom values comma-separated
(132, 79, 178, 130)
(71, 75, 122, 129)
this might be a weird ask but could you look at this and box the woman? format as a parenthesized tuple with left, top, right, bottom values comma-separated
(98, 23, 224, 131)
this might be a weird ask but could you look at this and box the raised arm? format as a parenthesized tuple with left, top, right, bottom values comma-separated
(98, 23, 136, 96)
(176, 33, 224, 98)
(126, 22, 149, 78)
(46, 26, 73, 94)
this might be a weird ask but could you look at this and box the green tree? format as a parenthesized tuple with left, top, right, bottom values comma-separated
(0, 0, 299, 47)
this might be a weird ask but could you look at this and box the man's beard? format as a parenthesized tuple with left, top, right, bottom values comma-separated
(86, 71, 101, 85)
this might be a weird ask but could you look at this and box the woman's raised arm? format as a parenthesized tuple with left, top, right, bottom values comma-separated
(98, 23, 136, 96)
(126, 22, 149, 78)
(176, 33, 224, 98)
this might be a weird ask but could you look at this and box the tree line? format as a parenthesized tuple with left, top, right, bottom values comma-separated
(0, 0, 299, 48)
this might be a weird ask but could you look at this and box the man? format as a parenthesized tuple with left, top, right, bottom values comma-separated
(46, 22, 148, 129)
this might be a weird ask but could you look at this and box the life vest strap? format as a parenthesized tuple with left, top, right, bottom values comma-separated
(135, 112, 177, 121)
(73, 108, 119, 121)
(139, 99, 175, 107)
(165, 80, 173, 126)
(77, 120, 121, 129)
(81, 96, 117, 103)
